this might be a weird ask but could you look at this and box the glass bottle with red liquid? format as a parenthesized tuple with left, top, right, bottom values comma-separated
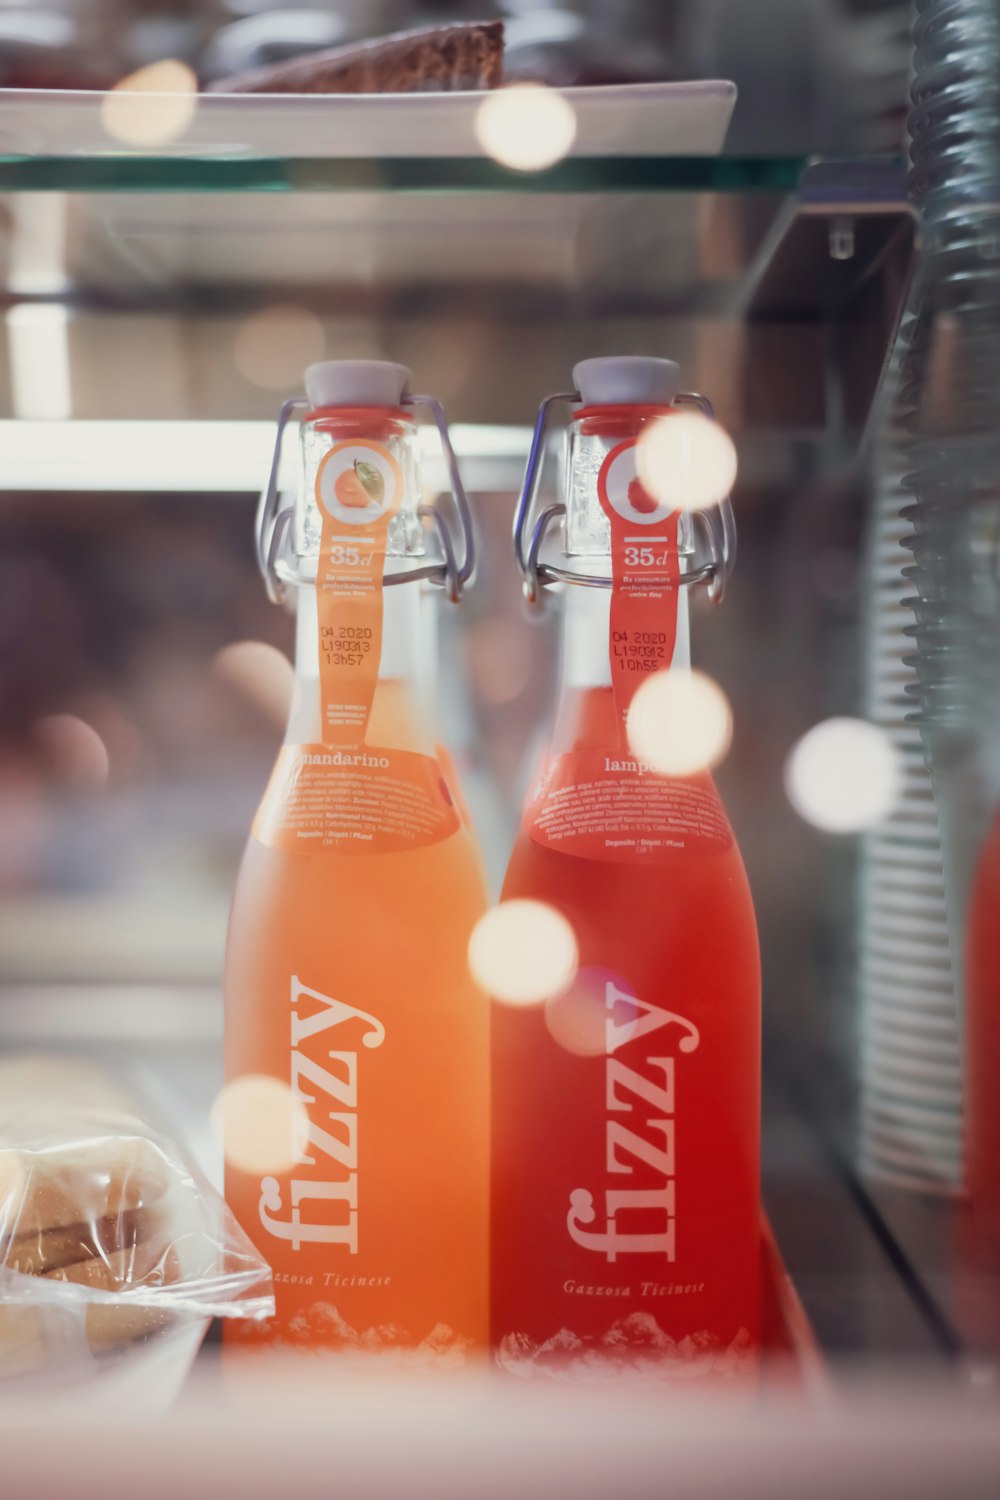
(492, 358, 761, 1382)
(224, 361, 489, 1362)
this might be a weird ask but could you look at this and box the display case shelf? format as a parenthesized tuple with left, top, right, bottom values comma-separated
(0, 156, 914, 440)
(0, 154, 811, 195)
(0, 133, 957, 1384)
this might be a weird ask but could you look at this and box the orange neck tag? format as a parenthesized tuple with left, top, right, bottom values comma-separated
(597, 435, 681, 749)
(314, 438, 404, 745)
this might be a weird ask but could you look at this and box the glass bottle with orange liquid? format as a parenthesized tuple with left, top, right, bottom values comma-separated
(224, 361, 489, 1363)
(492, 357, 760, 1381)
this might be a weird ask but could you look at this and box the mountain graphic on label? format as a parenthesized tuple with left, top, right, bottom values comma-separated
(497, 1313, 753, 1381)
(237, 1301, 473, 1366)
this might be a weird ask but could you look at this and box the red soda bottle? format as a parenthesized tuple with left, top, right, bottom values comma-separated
(492, 357, 761, 1382)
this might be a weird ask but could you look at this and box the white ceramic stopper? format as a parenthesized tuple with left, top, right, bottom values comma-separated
(305, 360, 412, 409)
(573, 356, 680, 406)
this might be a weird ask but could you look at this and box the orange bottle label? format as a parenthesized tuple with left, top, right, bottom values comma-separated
(314, 438, 403, 745)
(252, 743, 460, 855)
(225, 834, 490, 1360)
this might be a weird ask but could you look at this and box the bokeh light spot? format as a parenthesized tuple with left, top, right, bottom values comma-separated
(75, 695, 144, 780)
(636, 411, 738, 513)
(544, 969, 613, 1057)
(784, 716, 903, 833)
(626, 669, 733, 777)
(33, 714, 110, 791)
(465, 616, 533, 706)
(213, 641, 295, 727)
(474, 84, 577, 172)
(234, 304, 326, 393)
(211, 1075, 311, 1177)
(101, 61, 198, 148)
(468, 899, 578, 1006)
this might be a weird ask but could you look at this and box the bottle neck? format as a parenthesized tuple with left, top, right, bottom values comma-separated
(286, 582, 432, 750)
(559, 581, 691, 690)
(559, 408, 693, 690)
(290, 412, 425, 582)
(550, 583, 692, 756)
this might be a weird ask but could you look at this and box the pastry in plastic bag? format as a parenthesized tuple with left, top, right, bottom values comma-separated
(0, 1055, 274, 1404)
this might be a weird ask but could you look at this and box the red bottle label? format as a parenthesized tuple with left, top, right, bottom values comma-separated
(491, 946, 760, 1381)
(523, 753, 733, 862)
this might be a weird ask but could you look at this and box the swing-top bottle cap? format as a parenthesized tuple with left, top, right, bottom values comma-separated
(305, 360, 412, 410)
(572, 356, 680, 408)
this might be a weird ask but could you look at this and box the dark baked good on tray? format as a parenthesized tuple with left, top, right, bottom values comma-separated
(210, 20, 504, 96)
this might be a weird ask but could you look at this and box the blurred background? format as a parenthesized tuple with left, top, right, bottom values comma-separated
(0, 0, 916, 979)
(2, 0, 1000, 1377)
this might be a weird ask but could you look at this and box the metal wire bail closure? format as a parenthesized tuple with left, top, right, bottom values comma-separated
(255, 392, 476, 606)
(513, 389, 737, 605)
(403, 392, 476, 604)
(256, 397, 307, 605)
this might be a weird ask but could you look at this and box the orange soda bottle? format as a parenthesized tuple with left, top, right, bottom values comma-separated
(224, 361, 489, 1362)
(492, 358, 761, 1380)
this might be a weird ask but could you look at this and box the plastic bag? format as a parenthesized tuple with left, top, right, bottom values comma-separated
(0, 1056, 273, 1408)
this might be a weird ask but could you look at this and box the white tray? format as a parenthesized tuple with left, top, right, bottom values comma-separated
(0, 80, 736, 160)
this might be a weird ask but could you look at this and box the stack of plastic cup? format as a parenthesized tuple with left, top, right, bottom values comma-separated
(857, 460, 964, 1193)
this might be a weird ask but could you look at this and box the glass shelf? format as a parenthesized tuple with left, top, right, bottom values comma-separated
(0, 153, 810, 195)
(0, 156, 913, 436)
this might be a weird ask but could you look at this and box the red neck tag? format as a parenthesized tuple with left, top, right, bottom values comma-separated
(596, 435, 681, 750)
